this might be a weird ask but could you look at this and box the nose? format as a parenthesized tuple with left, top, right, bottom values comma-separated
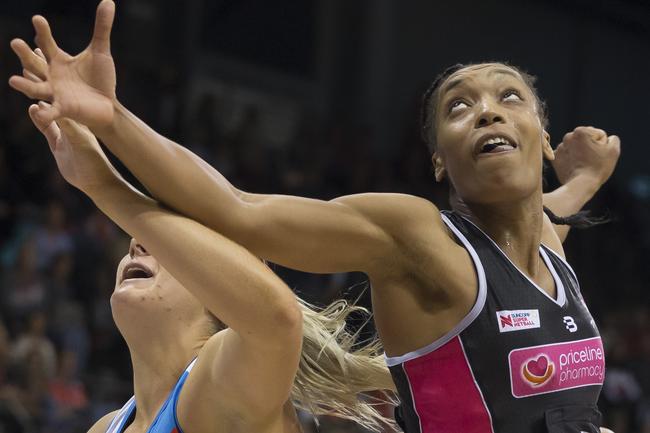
(475, 100, 505, 128)
(129, 238, 149, 258)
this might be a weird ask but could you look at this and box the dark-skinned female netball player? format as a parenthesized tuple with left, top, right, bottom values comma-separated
(9, 1, 620, 431)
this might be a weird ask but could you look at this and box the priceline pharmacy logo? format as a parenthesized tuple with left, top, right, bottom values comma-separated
(509, 337, 605, 398)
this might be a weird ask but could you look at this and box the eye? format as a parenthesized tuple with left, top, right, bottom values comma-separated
(502, 90, 522, 102)
(449, 99, 469, 113)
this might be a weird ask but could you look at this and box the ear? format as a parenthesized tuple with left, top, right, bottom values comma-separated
(432, 152, 446, 182)
(541, 130, 554, 161)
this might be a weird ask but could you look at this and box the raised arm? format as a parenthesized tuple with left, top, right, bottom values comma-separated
(27, 108, 302, 427)
(544, 126, 620, 241)
(8, 1, 439, 276)
(103, 105, 445, 274)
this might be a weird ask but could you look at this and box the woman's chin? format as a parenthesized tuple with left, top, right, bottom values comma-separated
(110, 288, 163, 335)
(110, 282, 155, 309)
(462, 182, 541, 206)
(116, 277, 156, 291)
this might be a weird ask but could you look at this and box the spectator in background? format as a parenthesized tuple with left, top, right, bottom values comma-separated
(46, 252, 74, 302)
(10, 311, 56, 381)
(2, 237, 47, 323)
(50, 301, 89, 378)
(33, 200, 73, 270)
(46, 350, 89, 433)
(8, 311, 54, 430)
(0, 316, 32, 433)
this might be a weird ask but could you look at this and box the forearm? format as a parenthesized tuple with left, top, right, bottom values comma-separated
(90, 102, 396, 274)
(543, 175, 600, 241)
(93, 102, 246, 235)
(89, 178, 301, 340)
(92, 104, 382, 263)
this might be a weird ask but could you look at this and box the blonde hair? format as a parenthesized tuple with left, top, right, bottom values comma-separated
(206, 297, 397, 432)
(291, 298, 397, 432)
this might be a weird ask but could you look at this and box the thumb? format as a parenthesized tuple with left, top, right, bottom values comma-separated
(28, 103, 61, 151)
(33, 100, 62, 126)
(607, 135, 621, 151)
(551, 141, 564, 163)
(90, 0, 116, 53)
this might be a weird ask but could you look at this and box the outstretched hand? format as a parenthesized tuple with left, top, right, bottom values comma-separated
(9, 0, 117, 130)
(552, 126, 621, 187)
(29, 102, 118, 195)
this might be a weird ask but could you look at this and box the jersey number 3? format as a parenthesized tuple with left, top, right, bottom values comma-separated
(563, 316, 578, 333)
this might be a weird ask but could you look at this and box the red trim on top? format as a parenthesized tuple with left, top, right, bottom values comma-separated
(402, 336, 493, 433)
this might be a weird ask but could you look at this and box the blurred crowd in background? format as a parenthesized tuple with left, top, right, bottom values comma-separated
(1, 1, 649, 433)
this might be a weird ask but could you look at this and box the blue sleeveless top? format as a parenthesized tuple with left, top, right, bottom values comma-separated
(105, 358, 198, 433)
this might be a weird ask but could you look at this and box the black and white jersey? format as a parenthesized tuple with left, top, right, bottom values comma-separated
(387, 210, 605, 433)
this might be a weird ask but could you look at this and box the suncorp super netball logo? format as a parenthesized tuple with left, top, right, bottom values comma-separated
(497, 309, 541, 333)
(509, 337, 605, 398)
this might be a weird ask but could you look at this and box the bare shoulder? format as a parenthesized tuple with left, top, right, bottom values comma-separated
(179, 330, 227, 404)
(176, 333, 226, 433)
(178, 330, 299, 433)
(542, 213, 566, 258)
(87, 411, 119, 433)
(177, 331, 264, 433)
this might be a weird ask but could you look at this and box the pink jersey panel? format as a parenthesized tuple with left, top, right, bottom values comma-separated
(403, 336, 492, 433)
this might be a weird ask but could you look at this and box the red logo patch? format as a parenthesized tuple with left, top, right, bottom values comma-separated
(500, 314, 513, 327)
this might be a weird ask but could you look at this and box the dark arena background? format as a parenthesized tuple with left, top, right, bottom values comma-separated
(1, 0, 649, 432)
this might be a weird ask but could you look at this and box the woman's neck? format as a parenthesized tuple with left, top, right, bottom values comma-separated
(124, 332, 204, 427)
(463, 192, 545, 279)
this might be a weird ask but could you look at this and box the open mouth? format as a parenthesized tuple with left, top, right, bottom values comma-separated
(478, 136, 518, 154)
(121, 262, 154, 284)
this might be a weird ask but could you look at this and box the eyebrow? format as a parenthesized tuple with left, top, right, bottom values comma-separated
(439, 67, 522, 98)
(488, 67, 521, 80)
(439, 77, 466, 96)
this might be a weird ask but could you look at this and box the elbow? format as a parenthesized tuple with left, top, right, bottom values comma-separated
(271, 297, 303, 341)
(247, 297, 302, 353)
(281, 299, 303, 332)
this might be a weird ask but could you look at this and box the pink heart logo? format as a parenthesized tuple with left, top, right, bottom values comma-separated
(526, 355, 549, 377)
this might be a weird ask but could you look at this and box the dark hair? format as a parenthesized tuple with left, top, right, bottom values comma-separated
(542, 206, 610, 229)
(420, 62, 549, 154)
(423, 62, 606, 230)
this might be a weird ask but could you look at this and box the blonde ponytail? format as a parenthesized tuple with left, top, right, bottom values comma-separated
(291, 299, 397, 432)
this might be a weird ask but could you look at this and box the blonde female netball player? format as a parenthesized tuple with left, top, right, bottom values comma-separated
(24, 109, 394, 433)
